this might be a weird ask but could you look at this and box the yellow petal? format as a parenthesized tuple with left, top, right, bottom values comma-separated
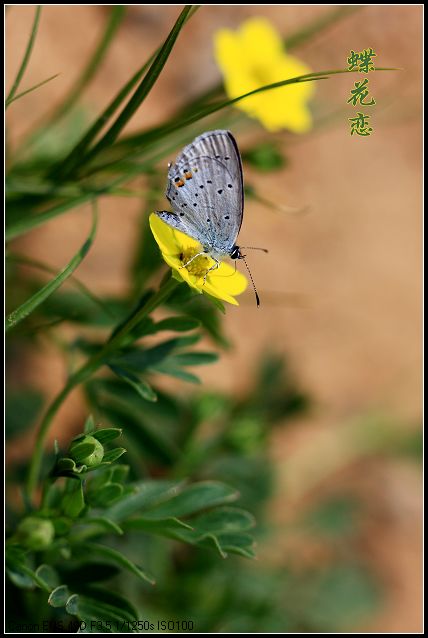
(239, 17, 284, 67)
(213, 17, 314, 133)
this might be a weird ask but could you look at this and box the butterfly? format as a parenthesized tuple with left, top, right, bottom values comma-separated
(156, 130, 265, 306)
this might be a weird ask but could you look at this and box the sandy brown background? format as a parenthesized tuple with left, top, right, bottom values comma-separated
(6, 5, 422, 632)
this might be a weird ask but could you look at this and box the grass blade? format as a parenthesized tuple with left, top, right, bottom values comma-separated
(173, 6, 362, 114)
(52, 6, 199, 179)
(6, 201, 98, 331)
(6, 6, 42, 107)
(6, 73, 59, 106)
(5, 66, 397, 239)
(6, 252, 117, 320)
(88, 66, 398, 165)
(74, 5, 196, 170)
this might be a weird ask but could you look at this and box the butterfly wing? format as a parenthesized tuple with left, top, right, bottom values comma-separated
(157, 130, 244, 257)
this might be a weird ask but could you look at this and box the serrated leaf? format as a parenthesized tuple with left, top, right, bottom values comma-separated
(171, 528, 256, 559)
(142, 481, 240, 519)
(123, 516, 194, 534)
(105, 480, 184, 522)
(188, 507, 256, 534)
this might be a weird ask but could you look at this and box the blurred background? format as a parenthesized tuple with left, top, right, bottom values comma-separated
(6, 5, 422, 632)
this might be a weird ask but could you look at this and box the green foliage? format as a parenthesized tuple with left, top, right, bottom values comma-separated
(5, 5, 400, 633)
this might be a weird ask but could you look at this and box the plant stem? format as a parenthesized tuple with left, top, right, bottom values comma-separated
(26, 276, 179, 503)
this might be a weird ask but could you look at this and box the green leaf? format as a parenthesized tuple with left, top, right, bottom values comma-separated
(48, 584, 71, 608)
(80, 517, 123, 536)
(35, 564, 59, 591)
(87, 483, 124, 507)
(6, 202, 98, 331)
(59, 563, 120, 586)
(69, 441, 97, 461)
(87, 380, 179, 464)
(102, 448, 127, 463)
(6, 6, 42, 106)
(149, 362, 201, 384)
(6, 552, 51, 591)
(105, 480, 184, 522)
(84, 414, 96, 434)
(91, 428, 122, 444)
(109, 364, 158, 402)
(63, 481, 85, 518)
(187, 506, 256, 534)
(193, 531, 255, 558)
(153, 316, 201, 333)
(65, 589, 139, 624)
(80, 542, 155, 585)
(7, 252, 120, 322)
(6, 561, 36, 590)
(123, 516, 194, 534)
(110, 465, 129, 484)
(171, 351, 219, 366)
(108, 336, 198, 373)
(142, 481, 240, 519)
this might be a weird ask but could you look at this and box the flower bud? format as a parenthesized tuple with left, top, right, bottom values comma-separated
(16, 517, 55, 550)
(69, 435, 104, 467)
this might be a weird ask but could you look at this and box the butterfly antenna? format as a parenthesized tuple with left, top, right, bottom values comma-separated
(241, 255, 260, 307)
(239, 246, 269, 253)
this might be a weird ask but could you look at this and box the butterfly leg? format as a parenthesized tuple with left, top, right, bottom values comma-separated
(203, 258, 220, 285)
(180, 251, 206, 269)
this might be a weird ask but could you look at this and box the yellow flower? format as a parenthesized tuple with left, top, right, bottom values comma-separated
(149, 214, 248, 306)
(214, 17, 314, 133)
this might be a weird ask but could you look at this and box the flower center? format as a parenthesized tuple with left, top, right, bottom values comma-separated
(180, 248, 212, 278)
